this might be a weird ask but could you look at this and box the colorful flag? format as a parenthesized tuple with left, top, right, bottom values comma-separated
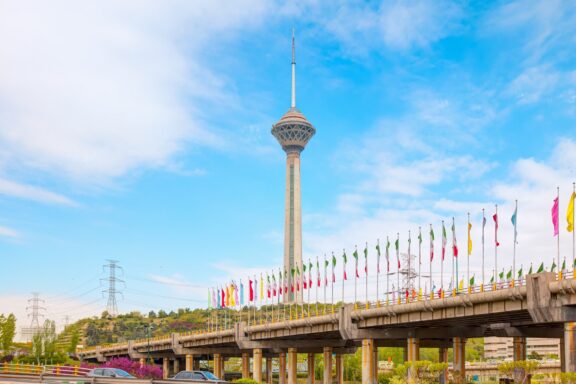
(221, 286, 226, 308)
(386, 238, 391, 272)
(528, 263, 533, 275)
(249, 279, 254, 302)
(499, 269, 504, 281)
(317, 257, 321, 287)
(271, 275, 276, 297)
(511, 205, 518, 244)
(551, 260, 557, 272)
(363, 243, 368, 274)
(254, 276, 258, 301)
(490, 275, 494, 284)
(234, 282, 239, 305)
(482, 214, 486, 246)
(430, 226, 435, 261)
(260, 273, 264, 299)
(506, 268, 512, 280)
(537, 262, 544, 273)
(302, 264, 307, 290)
(267, 274, 271, 297)
(284, 270, 288, 294)
(467, 222, 472, 256)
(353, 247, 360, 278)
(442, 222, 447, 261)
(517, 265, 523, 278)
(208, 289, 212, 309)
(309, 260, 313, 288)
(562, 258, 566, 272)
(452, 221, 458, 257)
(458, 278, 464, 291)
(291, 268, 295, 292)
(331, 252, 337, 283)
(567, 192, 575, 232)
(296, 265, 300, 291)
(324, 255, 329, 286)
(469, 275, 475, 286)
(493, 213, 500, 247)
(212, 288, 217, 308)
(342, 250, 348, 280)
(395, 237, 400, 268)
(552, 197, 559, 236)
(376, 240, 381, 274)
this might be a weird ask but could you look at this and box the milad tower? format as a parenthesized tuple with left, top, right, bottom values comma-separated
(272, 32, 315, 303)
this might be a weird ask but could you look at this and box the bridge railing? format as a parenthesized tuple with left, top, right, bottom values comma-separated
(0, 363, 92, 376)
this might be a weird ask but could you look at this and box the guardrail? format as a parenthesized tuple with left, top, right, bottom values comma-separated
(0, 372, 218, 384)
(0, 363, 92, 377)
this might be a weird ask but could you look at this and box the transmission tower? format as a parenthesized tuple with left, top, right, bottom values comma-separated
(101, 260, 124, 317)
(21, 293, 46, 341)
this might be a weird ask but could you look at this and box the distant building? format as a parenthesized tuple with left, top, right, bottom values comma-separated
(484, 337, 560, 359)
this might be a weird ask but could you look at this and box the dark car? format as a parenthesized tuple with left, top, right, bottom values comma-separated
(170, 370, 226, 383)
(86, 368, 136, 379)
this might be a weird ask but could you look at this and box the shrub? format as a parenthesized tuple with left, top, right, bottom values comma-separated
(103, 357, 162, 379)
(233, 379, 261, 384)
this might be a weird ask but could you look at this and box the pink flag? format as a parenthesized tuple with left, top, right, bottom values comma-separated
(552, 197, 559, 236)
(493, 213, 500, 247)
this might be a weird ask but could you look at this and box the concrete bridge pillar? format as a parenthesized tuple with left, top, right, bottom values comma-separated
(253, 349, 263, 383)
(307, 353, 315, 384)
(323, 347, 332, 384)
(564, 322, 576, 372)
(279, 352, 287, 384)
(438, 347, 448, 384)
(288, 348, 297, 384)
(162, 357, 169, 379)
(242, 352, 250, 378)
(266, 357, 273, 384)
(453, 337, 466, 384)
(173, 359, 180, 375)
(362, 339, 375, 384)
(513, 337, 527, 382)
(373, 347, 378, 380)
(185, 354, 193, 371)
(213, 354, 223, 379)
(407, 338, 420, 380)
(335, 354, 344, 384)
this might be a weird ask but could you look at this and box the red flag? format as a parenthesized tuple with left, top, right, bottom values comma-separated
(552, 196, 559, 236)
(249, 280, 254, 302)
(221, 288, 225, 308)
(493, 213, 500, 246)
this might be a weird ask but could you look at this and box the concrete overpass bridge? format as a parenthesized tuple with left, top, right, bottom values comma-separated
(79, 273, 576, 383)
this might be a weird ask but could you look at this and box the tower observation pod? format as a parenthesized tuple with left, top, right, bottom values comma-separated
(272, 31, 316, 304)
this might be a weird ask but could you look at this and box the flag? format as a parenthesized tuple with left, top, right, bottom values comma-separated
(221, 287, 226, 308)
(376, 241, 381, 273)
(302, 264, 307, 289)
(395, 237, 401, 268)
(309, 260, 313, 288)
(284, 270, 288, 294)
(493, 213, 500, 247)
(418, 230, 422, 245)
(254, 277, 258, 301)
(442, 222, 447, 261)
(249, 279, 254, 302)
(467, 222, 472, 256)
(499, 270, 504, 281)
(551, 260, 557, 272)
(452, 221, 458, 257)
(290, 268, 295, 292)
(212, 288, 217, 308)
(240, 281, 245, 305)
(260, 274, 264, 299)
(518, 266, 523, 278)
(568, 191, 576, 232)
(208, 289, 212, 309)
(537, 262, 544, 273)
(332, 252, 337, 283)
(470, 275, 475, 286)
(316, 257, 321, 287)
(386, 238, 391, 272)
(506, 269, 512, 280)
(267, 274, 271, 297)
(562, 258, 566, 272)
(430, 227, 435, 261)
(458, 278, 464, 291)
(324, 256, 329, 286)
(511, 205, 518, 244)
(353, 247, 360, 278)
(482, 215, 486, 247)
(490, 275, 494, 284)
(234, 282, 239, 305)
(528, 263, 533, 275)
(552, 197, 559, 236)
(364, 243, 368, 274)
(342, 250, 348, 280)
(295, 265, 300, 291)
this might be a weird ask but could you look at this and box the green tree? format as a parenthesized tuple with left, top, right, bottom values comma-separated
(0, 314, 16, 351)
(68, 329, 80, 354)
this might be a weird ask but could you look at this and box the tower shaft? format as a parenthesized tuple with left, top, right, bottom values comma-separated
(284, 151, 302, 303)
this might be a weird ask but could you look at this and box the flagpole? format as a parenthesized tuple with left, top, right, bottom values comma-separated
(495, 204, 498, 290)
(441, 221, 444, 297)
(315, 257, 319, 316)
(513, 200, 517, 286)
(573, 182, 575, 274)
(331, 252, 335, 313)
(376, 240, 380, 306)
(323, 254, 327, 314)
(467, 212, 470, 293)
(307, 260, 311, 316)
(482, 208, 485, 290)
(354, 245, 358, 309)
(451, 218, 455, 294)
(418, 227, 422, 298)
(557, 187, 560, 280)
(365, 242, 368, 308)
(429, 224, 433, 300)
(408, 230, 411, 302)
(342, 249, 345, 305)
(386, 236, 390, 306)
(396, 233, 400, 304)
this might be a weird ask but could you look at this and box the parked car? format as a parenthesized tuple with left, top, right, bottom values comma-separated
(170, 370, 226, 383)
(86, 368, 136, 379)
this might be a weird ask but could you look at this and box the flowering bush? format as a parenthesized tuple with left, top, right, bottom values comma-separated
(103, 357, 163, 379)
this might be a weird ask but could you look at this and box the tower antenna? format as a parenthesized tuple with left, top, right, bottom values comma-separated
(291, 28, 296, 109)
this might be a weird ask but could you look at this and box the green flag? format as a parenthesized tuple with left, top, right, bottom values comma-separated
(395, 238, 399, 251)
(375, 242, 381, 256)
(499, 270, 504, 280)
(343, 251, 347, 263)
(353, 249, 359, 260)
(332, 253, 337, 266)
(490, 275, 494, 284)
(469, 275, 475, 286)
(528, 263, 533, 275)
(562, 259, 566, 272)
(551, 260, 557, 272)
(537, 262, 544, 273)
(418, 231, 422, 244)
(506, 269, 512, 280)
(517, 265, 523, 278)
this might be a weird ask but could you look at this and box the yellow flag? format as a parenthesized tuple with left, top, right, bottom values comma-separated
(459, 279, 464, 291)
(260, 275, 264, 301)
(567, 192, 575, 232)
(230, 285, 235, 306)
(467, 222, 472, 255)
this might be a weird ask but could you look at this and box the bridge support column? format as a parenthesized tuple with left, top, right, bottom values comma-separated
(323, 347, 332, 384)
(362, 339, 375, 384)
(253, 349, 263, 383)
(373, 347, 378, 380)
(266, 357, 273, 384)
(307, 353, 315, 384)
(438, 347, 448, 384)
(565, 322, 576, 372)
(335, 354, 343, 384)
(288, 348, 297, 384)
(279, 352, 287, 384)
(214, 354, 223, 379)
(163, 357, 169, 379)
(407, 338, 420, 380)
(453, 337, 466, 384)
(185, 354, 193, 371)
(173, 359, 179, 375)
(513, 337, 527, 381)
(242, 352, 250, 378)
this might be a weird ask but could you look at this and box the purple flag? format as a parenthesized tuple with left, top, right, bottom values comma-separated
(552, 197, 559, 236)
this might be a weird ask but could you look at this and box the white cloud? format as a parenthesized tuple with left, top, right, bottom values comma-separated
(0, 178, 77, 206)
(0, 225, 19, 238)
(0, 0, 270, 184)
(506, 65, 560, 104)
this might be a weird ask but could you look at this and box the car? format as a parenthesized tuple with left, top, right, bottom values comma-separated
(170, 370, 226, 383)
(86, 368, 136, 379)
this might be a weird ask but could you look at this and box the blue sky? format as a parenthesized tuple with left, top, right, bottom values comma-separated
(1, 0, 575, 335)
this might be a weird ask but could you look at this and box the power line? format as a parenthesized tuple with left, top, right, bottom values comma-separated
(101, 260, 124, 317)
(20, 293, 46, 342)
